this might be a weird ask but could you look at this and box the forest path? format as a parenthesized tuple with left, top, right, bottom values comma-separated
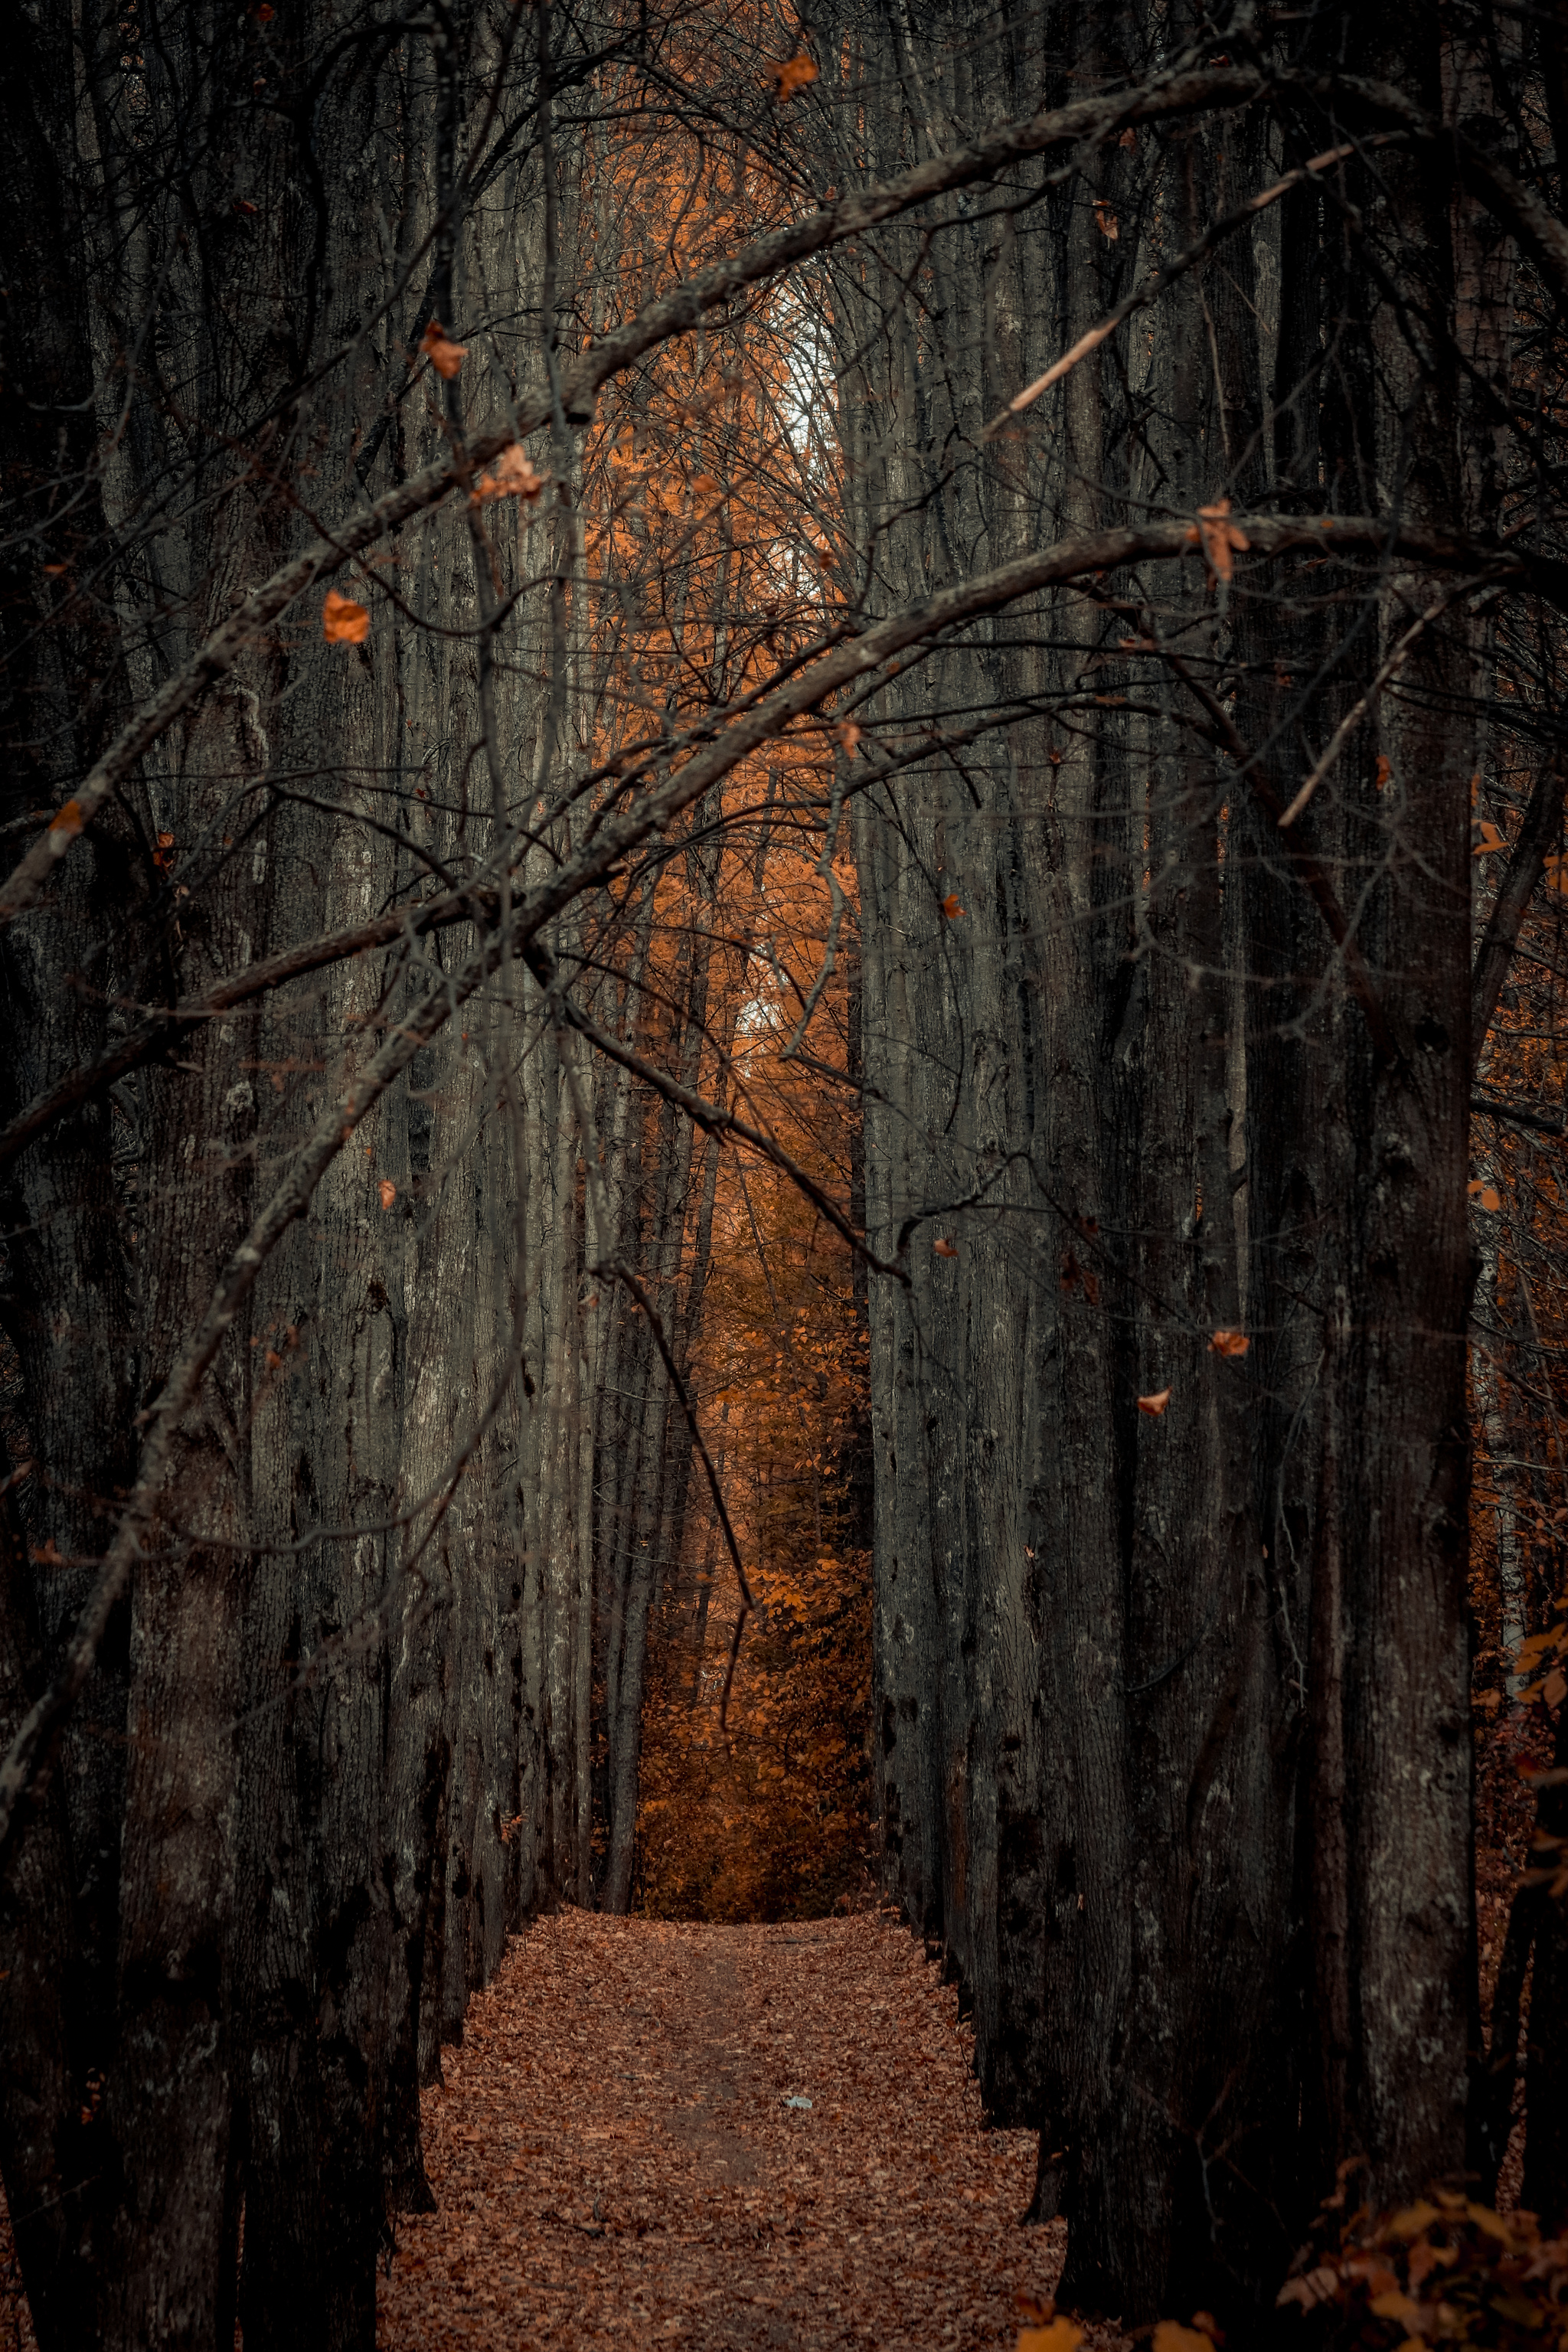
(377, 1909, 1063, 2350)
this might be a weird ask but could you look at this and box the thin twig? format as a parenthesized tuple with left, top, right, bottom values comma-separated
(596, 1257, 760, 1731)
(983, 141, 1366, 437)
(1278, 583, 1470, 828)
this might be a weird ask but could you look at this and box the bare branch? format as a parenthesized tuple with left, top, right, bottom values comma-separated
(0, 63, 1271, 929)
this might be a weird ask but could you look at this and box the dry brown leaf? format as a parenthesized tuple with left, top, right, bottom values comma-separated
(1192, 498, 1250, 586)
(934, 1237, 959, 1258)
(420, 319, 469, 378)
(941, 891, 965, 918)
(774, 53, 818, 99)
(1137, 1389, 1171, 1417)
(323, 590, 370, 644)
(1209, 1330, 1250, 1358)
(472, 444, 545, 505)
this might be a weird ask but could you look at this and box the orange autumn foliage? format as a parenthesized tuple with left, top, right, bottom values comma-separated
(479, 51, 872, 1921)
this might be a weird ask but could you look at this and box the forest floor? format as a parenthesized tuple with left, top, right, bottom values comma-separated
(0, 1908, 1112, 2350)
(374, 1907, 1090, 2352)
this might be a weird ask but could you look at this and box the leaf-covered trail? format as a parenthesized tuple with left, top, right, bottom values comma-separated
(377, 1909, 1067, 2350)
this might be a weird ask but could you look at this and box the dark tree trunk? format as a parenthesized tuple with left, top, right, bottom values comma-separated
(819, 0, 1476, 2323)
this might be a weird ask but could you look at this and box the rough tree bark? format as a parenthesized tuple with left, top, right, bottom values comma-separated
(818, 0, 1478, 2323)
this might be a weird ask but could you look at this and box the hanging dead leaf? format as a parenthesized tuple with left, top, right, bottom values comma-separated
(1473, 818, 1507, 855)
(1118, 127, 1137, 149)
(1544, 1667, 1567, 1707)
(378, 1179, 397, 1210)
(1188, 497, 1250, 586)
(933, 1237, 959, 1258)
(1137, 1388, 1171, 1416)
(323, 590, 370, 644)
(420, 318, 469, 378)
(941, 892, 965, 918)
(1373, 753, 1392, 789)
(1210, 1329, 1250, 1357)
(1093, 200, 1119, 240)
(834, 720, 862, 757)
(472, 443, 546, 504)
(773, 52, 818, 99)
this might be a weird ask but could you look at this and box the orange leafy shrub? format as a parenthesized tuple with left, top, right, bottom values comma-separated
(1277, 2188, 1568, 2349)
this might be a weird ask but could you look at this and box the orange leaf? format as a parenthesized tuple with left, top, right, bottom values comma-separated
(1468, 1180, 1501, 1212)
(1093, 200, 1119, 240)
(49, 799, 84, 838)
(378, 1178, 397, 1210)
(1374, 753, 1392, 789)
(1138, 1388, 1171, 1416)
(1019, 2324, 1083, 2352)
(323, 590, 370, 644)
(1473, 818, 1507, 855)
(420, 319, 468, 379)
(1153, 2329, 1214, 2352)
(1544, 1667, 1566, 1707)
(1210, 1329, 1250, 1357)
(941, 892, 965, 918)
(933, 1238, 959, 1258)
(774, 52, 818, 99)
(1195, 497, 1250, 586)
(834, 720, 862, 758)
(472, 443, 545, 505)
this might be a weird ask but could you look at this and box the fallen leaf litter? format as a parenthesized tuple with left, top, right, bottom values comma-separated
(375, 1908, 1096, 2350)
(0, 1909, 1140, 2349)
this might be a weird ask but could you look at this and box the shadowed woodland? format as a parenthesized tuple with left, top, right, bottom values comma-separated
(4, 0, 1568, 2344)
